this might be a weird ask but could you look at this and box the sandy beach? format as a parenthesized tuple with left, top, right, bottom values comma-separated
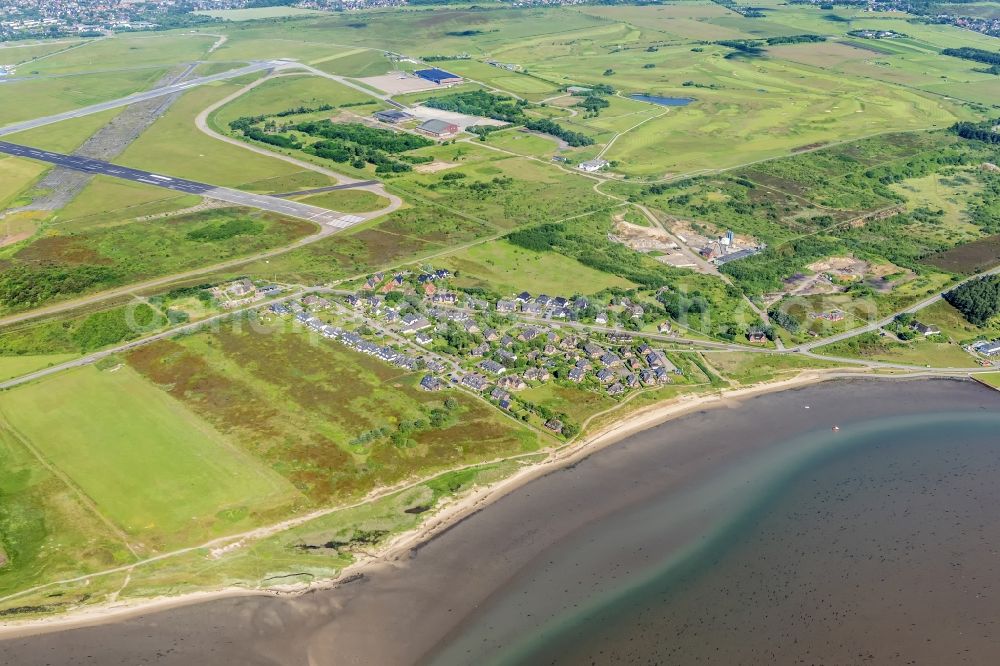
(0, 373, 995, 666)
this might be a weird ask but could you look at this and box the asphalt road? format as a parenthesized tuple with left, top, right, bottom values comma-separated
(0, 61, 285, 137)
(0, 140, 366, 228)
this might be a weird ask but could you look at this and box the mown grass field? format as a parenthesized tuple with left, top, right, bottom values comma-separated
(210, 74, 378, 130)
(117, 82, 333, 189)
(0, 365, 302, 552)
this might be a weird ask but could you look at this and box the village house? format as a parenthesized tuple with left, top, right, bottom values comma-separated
(658, 321, 672, 334)
(498, 375, 528, 391)
(303, 295, 330, 310)
(497, 299, 517, 313)
(516, 291, 532, 303)
(747, 330, 768, 344)
(597, 368, 616, 384)
(524, 367, 550, 382)
(568, 367, 587, 382)
(544, 419, 564, 434)
(480, 359, 506, 375)
(401, 314, 432, 334)
(583, 342, 605, 358)
(522, 302, 543, 315)
(607, 382, 625, 396)
(462, 374, 489, 391)
(497, 349, 518, 364)
(491, 387, 510, 403)
(420, 375, 442, 391)
(483, 328, 500, 342)
(415, 332, 433, 345)
(470, 343, 490, 357)
(600, 351, 622, 367)
(595, 312, 608, 325)
(518, 327, 539, 342)
(912, 321, 941, 336)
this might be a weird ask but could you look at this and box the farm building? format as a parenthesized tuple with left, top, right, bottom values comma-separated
(578, 158, 609, 173)
(373, 109, 412, 124)
(416, 118, 460, 138)
(414, 68, 463, 85)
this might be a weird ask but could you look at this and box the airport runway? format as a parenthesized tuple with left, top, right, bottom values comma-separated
(0, 61, 286, 137)
(0, 140, 366, 228)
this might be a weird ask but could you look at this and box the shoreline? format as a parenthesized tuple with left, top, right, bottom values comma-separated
(0, 368, 970, 639)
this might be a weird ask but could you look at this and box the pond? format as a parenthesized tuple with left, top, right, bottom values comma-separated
(628, 93, 694, 106)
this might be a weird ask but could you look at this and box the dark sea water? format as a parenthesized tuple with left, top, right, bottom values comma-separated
(430, 411, 1000, 666)
(3, 379, 1000, 666)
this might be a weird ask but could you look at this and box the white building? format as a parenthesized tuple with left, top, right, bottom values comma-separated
(578, 159, 609, 173)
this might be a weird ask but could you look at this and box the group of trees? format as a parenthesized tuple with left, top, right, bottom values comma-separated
(293, 120, 433, 173)
(523, 119, 594, 147)
(951, 120, 1000, 145)
(942, 47, 1000, 67)
(944, 275, 1000, 326)
(423, 90, 529, 123)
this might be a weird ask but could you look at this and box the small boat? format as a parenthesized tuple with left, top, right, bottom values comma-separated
(832, 425, 840, 432)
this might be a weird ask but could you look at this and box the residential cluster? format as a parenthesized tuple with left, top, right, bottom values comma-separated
(260, 269, 689, 437)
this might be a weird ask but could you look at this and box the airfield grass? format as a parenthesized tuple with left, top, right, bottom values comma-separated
(0, 156, 47, 210)
(117, 82, 317, 188)
(50, 176, 203, 228)
(0, 68, 166, 127)
(0, 365, 301, 553)
(0, 40, 90, 65)
(5, 108, 123, 153)
(441, 238, 635, 296)
(313, 49, 394, 78)
(211, 73, 376, 130)
(19, 34, 213, 76)
(294, 189, 389, 213)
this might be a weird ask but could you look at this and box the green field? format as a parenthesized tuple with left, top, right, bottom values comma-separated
(0, 365, 301, 551)
(210, 74, 377, 130)
(442, 238, 636, 296)
(294, 189, 390, 213)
